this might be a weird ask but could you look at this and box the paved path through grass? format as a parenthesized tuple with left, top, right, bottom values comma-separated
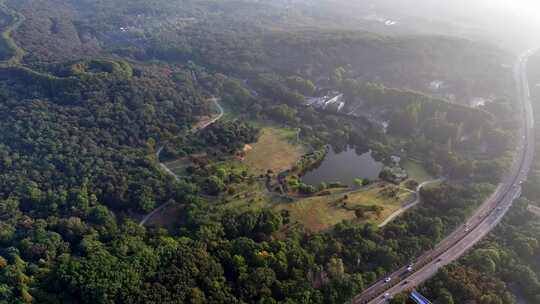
(378, 178, 445, 227)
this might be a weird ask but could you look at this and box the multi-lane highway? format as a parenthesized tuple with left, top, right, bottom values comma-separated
(352, 49, 537, 304)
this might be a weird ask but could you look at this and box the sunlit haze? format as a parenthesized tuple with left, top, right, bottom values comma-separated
(0, 1, 539, 303)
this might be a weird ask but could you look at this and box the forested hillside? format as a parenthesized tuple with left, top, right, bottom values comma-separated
(8, 0, 512, 101)
(0, 0, 527, 303)
(0, 60, 213, 214)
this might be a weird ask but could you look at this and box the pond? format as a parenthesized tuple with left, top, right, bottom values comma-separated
(301, 147, 384, 186)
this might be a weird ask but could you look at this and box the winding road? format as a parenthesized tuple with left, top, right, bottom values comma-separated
(139, 97, 224, 226)
(191, 97, 224, 133)
(378, 178, 444, 228)
(353, 49, 537, 304)
(157, 96, 223, 180)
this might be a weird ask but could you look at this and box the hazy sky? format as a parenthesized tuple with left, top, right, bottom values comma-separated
(372, 0, 540, 48)
(320, 0, 540, 49)
(375, 0, 539, 21)
(419, 0, 540, 27)
(440, 0, 540, 45)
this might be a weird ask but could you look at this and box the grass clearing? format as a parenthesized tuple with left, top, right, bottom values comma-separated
(402, 159, 433, 183)
(273, 183, 414, 232)
(218, 181, 291, 212)
(163, 158, 192, 177)
(146, 204, 185, 229)
(201, 160, 288, 212)
(242, 127, 305, 175)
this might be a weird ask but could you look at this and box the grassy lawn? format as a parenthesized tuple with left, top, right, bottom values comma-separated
(146, 204, 185, 229)
(402, 159, 433, 183)
(242, 127, 305, 175)
(217, 180, 283, 212)
(155, 126, 306, 220)
(273, 183, 414, 232)
(196, 160, 288, 212)
(164, 158, 192, 177)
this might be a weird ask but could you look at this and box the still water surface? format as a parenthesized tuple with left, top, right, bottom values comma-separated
(301, 147, 383, 186)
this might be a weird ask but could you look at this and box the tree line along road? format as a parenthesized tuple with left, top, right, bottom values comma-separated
(352, 49, 537, 304)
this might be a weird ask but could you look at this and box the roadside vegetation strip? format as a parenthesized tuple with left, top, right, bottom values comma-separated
(356, 50, 537, 304)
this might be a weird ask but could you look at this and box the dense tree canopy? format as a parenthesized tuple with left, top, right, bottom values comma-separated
(0, 0, 526, 303)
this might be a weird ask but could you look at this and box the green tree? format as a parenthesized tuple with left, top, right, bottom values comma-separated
(206, 176, 225, 195)
(137, 186, 156, 213)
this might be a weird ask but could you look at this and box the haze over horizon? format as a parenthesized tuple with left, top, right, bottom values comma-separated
(332, 0, 540, 50)
(0, 1, 539, 303)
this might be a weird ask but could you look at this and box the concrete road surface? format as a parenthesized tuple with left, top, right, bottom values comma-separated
(352, 49, 537, 304)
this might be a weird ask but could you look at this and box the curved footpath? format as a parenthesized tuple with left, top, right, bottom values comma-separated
(353, 49, 537, 304)
(378, 178, 444, 228)
(191, 97, 224, 133)
(156, 97, 223, 182)
(139, 97, 223, 226)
